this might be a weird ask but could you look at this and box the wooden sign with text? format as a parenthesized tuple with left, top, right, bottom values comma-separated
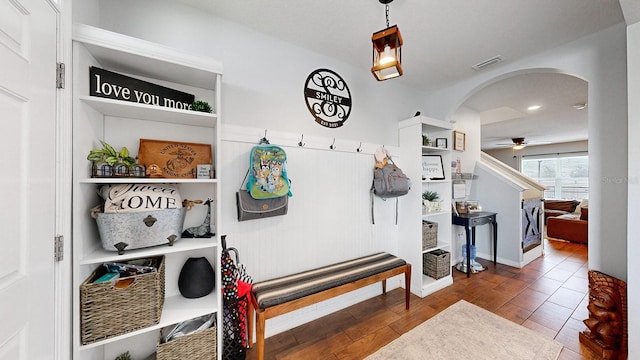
(89, 67, 195, 110)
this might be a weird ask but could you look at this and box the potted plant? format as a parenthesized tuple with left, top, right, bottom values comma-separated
(422, 135, 431, 146)
(87, 140, 137, 177)
(422, 190, 442, 212)
(190, 100, 213, 113)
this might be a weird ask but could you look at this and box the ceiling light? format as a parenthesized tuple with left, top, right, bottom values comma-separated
(371, 0, 403, 81)
(527, 105, 541, 111)
(572, 103, 587, 110)
(512, 137, 526, 150)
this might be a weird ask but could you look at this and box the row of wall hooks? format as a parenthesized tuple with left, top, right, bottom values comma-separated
(224, 125, 399, 156)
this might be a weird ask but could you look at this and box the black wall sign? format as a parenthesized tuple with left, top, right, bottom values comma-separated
(89, 67, 195, 110)
(303, 69, 352, 128)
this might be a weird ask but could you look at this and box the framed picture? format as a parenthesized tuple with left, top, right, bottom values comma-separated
(422, 155, 445, 180)
(453, 131, 466, 151)
(435, 138, 448, 148)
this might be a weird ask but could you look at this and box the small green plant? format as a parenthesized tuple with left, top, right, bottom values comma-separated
(190, 100, 213, 113)
(422, 190, 439, 201)
(422, 135, 431, 146)
(114, 351, 132, 360)
(87, 140, 136, 167)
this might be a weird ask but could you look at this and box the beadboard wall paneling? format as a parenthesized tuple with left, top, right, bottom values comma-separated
(220, 127, 404, 337)
(220, 126, 401, 283)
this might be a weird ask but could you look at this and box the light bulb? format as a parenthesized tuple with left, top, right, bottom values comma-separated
(379, 45, 395, 65)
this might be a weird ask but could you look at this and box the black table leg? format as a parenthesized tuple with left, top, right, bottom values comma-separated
(492, 220, 497, 266)
(465, 225, 472, 277)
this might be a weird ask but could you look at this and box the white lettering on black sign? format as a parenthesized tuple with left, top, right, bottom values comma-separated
(90, 67, 195, 109)
(304, 69, 352, 128)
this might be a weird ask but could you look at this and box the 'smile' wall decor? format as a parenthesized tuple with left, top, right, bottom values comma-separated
(90, 67, 195, 110)
(303, 68, 352, 128)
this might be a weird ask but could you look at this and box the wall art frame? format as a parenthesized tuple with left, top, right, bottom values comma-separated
(435, 138, 448, 148)
(422, 154, 445, 180)
(453, 131, 466, 151)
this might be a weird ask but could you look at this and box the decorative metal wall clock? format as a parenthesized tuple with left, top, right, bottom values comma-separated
(303, 68, 352, 128)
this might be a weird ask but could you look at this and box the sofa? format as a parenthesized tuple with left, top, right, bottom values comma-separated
(543, 200, 580, 223)
(544, 199, 588, 244)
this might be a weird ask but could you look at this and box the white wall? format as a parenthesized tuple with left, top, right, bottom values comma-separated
(626, 19, 640, 360)
(450, 106, 482, 176)
(75, 0, 426, 146)
(74, 0, 426, 337)
(419, 24, 628, 284)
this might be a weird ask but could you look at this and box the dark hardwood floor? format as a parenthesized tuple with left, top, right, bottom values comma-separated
(246, 238, 599, 359)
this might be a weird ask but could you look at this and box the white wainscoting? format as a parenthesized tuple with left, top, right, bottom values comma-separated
(220, 124, 404, 337)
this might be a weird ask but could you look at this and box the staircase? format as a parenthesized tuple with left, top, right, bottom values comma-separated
(466, 152, 547, 268)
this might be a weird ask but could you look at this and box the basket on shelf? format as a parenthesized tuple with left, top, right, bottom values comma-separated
(422, 221, 438, 250)
(155, 324, 217, 360)
(80, 256, 165, 345)
(422, 249, 450, 280)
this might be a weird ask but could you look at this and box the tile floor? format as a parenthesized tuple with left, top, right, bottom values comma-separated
(246, 238, 601, 359)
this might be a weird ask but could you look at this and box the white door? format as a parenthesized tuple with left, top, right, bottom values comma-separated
(0, 0, 57, 359)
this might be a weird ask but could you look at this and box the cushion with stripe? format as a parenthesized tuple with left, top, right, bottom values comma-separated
(251, 252, 406, 309)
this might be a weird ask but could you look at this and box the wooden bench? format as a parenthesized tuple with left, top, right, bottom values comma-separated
(247, 252, 411, 360)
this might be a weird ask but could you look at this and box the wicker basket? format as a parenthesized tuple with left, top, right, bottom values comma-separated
(80, 256, 165, 345)
(422, 221, 438, 250)
(156, 324, 217, 360)
(423, 249, 450, 279)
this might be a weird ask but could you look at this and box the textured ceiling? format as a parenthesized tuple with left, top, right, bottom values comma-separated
(177, 0, 625, 148)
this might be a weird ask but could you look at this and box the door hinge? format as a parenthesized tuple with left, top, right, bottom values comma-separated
(56, 63, 65, 89)
(54, 235, 64, 261)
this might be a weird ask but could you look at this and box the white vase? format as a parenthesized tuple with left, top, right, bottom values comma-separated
(423, 200, 435, 213)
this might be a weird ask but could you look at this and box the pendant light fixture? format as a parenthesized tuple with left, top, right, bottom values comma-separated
(371, 0, 403, 81)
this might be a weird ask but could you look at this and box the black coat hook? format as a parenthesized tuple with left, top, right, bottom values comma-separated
(330, 138, 336, 150)
(356, 142, 362, 152)
(259, 129, 270, 144)
(298, 134, 305, 147)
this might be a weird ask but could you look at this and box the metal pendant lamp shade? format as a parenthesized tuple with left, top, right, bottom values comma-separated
(371, 0, 403, 81)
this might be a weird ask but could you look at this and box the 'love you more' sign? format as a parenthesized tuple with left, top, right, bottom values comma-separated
(89, 67, 195, 110)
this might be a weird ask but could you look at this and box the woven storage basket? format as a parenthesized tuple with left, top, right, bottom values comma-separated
(422, 249, 450, 279)
(156, 324, 217, 360)
(422, 221, 438, 250)
(80, 256, 165, 345)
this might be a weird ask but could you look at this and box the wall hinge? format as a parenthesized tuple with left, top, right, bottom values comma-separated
(54, 235, 64, 261)
(56, 63, 65, 89)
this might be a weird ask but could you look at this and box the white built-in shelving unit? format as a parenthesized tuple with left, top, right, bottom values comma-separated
(398, 116, 454, 297)
(71, 24, 223, 360)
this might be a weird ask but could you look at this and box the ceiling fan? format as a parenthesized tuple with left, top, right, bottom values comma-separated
(495, 137, 550, 150)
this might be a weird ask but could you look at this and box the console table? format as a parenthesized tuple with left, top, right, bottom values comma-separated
(452, 212, 498, 277)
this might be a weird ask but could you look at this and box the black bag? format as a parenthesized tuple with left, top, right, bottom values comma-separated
(236, 191, 288, 221)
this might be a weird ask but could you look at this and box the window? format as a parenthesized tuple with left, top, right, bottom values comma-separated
(521, 155, 588, 200)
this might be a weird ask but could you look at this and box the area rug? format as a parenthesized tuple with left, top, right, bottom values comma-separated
(365, 300, 563, 360)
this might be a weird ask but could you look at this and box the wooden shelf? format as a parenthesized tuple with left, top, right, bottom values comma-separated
(79, 177, 219, 184)
(80, 96, 217, 128)
(80, 237, 217, 265)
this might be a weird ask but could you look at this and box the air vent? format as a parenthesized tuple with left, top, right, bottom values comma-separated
(472, 55, 504, 71)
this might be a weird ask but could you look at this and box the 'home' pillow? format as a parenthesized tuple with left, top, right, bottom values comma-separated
(98, 184, 182, 213)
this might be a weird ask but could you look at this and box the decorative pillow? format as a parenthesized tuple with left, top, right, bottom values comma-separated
(98, 183, 182, 213)
(580, 207, 589, 221)
(574, 199, 589, 214)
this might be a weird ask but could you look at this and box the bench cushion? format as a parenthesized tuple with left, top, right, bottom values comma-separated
(251, 252, 406, 309)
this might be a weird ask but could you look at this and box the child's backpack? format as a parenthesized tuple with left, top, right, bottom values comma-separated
(246, 145, 292, 199)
